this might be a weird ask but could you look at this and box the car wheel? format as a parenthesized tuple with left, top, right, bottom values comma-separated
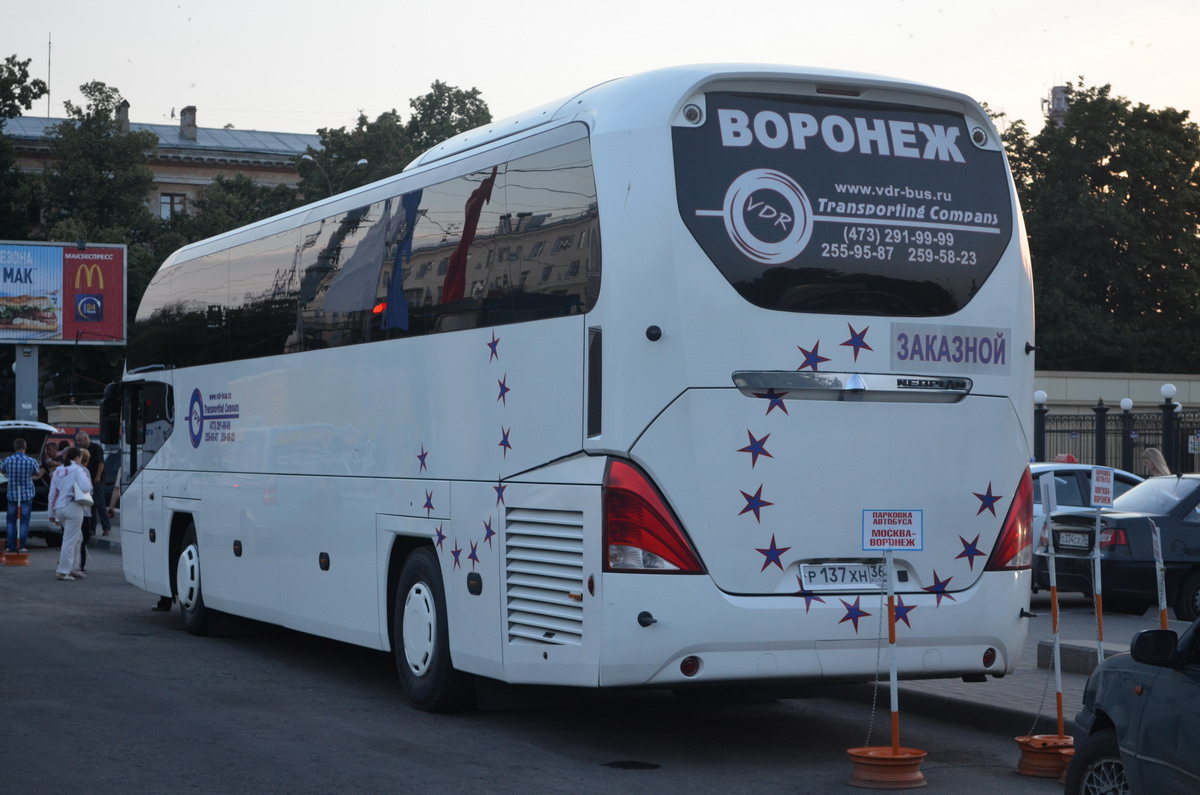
(176, 523, 210, 636)
(1174, 569, 1200, 622)
(1064, 728, 1129, 795)
(393, 547, 473, 711)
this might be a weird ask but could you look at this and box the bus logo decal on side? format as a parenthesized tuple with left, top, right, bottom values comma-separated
(188, 387, 241, 448)
(696, 169, 814, 265)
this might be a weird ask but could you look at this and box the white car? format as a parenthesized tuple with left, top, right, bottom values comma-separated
(0, 420, 63, 547)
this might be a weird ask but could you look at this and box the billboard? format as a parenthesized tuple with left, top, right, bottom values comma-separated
(0, 241, 126, 345)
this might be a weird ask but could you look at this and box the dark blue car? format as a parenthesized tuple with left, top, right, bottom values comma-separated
(1066, 619, 1200, 793)
(1037, 475, 1200, 621)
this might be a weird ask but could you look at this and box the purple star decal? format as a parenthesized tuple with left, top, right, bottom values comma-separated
(497, 374, 510, 405)
(797, 341, 830, 371)
(423, 489, 435, 515)
(840, 324, 873, 361)
(956, 534, 985, 569)
(417, 445, 429, 473)
(434, 523, 446, 550)
(738, 430, 773, 468)
(487, 331, 501, 362)
(494, 478, 506, 505)
(499, 426, 512, 457)
(892, 596, 916, 629)
(756, 534, 791, 571)
(483, 518, 495, 547)
(752, 388, 790, 416)
(739, 485, 773, 522)
(922, 570, 957, 607)
(468, 540, 480, 570)
(451, 540, 462, 569)
(973, 482, 1004, 516)
(794, 576, 827, 613)
(839, 597, 872, 632)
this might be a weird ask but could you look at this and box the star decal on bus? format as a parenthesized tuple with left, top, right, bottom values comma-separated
(739, 485, 773, 521)
(424, 490, 435, 515)
(738, 430, 773, 468)
(956, 534, 985, 569)
(483, 517, 495, 547)
(756, 534, 790, 571)
(417, 445, 429, 473)
(922, 570, 957, 606)
(794, 577, 827, 613)
(797, 341, 830, 371)
(973, 482, 1004, 516)
(839, 597, 871, 632)
(892, 596, 916, 628)
(451, 540, 463, 569)
(841, 324, 873, 361)
(753, 388, 790, 415)
(435, 523, 446, 550)
(497, 374, 510, 405)
(494, 478, 506, 505)
(487, 331, 501, 361)
(499, 426, 512, 457)
(468, 540, 480, 570)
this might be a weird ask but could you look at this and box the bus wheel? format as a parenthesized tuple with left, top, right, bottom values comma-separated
(177, 523, 210, 636)
(393, 547, 473, 711)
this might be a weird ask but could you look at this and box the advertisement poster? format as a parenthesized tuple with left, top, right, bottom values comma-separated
(0, 242, 126, 345)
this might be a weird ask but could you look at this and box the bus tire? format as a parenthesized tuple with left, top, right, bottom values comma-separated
(1173, 569, 1200, 622)
(177, 523, 211, 636)
(393, 547, 473, 711)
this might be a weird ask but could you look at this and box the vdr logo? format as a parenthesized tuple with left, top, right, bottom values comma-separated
(696, 169, 814, 265)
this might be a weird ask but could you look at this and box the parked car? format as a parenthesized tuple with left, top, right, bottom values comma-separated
(1031, 461, 1143, 524)
(0, 420, 62, 547)
(1065, 618, 1200, 793)
(1037, 475, 1200, 620)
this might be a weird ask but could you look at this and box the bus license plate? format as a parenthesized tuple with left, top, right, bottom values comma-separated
(800, 563, 887, 590)
(1057, 531, 1090, 551)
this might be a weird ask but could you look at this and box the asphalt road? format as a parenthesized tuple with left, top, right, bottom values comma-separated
(2, 544, 1067, 794)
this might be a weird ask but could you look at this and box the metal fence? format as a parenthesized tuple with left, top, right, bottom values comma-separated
(1036, 406, 1200, 475)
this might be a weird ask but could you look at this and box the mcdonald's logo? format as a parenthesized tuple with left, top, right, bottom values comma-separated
(75, 262, 104, 290)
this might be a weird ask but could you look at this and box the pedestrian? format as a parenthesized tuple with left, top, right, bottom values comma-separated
(1, 437, 45, 554)
(48, 446, 92, 581)
(1142, 448, 1171, 477)
(76, 431, 111, 537)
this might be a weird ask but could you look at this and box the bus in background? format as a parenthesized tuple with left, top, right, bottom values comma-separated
(102, 64, 1035, 711)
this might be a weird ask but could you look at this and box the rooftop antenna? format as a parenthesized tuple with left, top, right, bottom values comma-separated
(46, 32, 51, 117)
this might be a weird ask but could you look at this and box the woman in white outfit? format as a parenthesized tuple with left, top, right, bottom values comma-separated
(48, 446, 92, 581)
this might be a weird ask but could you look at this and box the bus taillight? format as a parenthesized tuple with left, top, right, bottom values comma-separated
(985, 467, 1033, 571)
(603, 459, 705, 573)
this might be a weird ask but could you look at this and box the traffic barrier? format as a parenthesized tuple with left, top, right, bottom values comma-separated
(3, 550, 29, 566)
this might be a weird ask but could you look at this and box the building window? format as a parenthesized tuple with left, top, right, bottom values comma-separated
(160, 193, 188, 219)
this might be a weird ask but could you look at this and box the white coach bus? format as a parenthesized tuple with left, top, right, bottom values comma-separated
(102, 64, 1035, 710)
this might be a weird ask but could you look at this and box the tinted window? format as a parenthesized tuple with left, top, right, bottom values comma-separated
(129, 130, 600, 368)
(674, 92, 1013, 316)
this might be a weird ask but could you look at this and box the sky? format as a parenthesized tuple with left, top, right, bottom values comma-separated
(5, 0, 1197, 138)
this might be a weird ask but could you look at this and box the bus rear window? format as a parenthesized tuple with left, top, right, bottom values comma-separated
(673, 92, 1013, 316)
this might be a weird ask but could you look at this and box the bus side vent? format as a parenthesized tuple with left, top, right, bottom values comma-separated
(587, 327, 602, 438)
(505, 507, 585, 646)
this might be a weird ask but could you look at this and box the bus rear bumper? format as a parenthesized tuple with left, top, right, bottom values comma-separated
(596, 569, 1030, 687)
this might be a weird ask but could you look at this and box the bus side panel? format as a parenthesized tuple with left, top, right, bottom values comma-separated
(139, 468, 171, 598)
(498, 481, 603, 686)
(119, 473, 149, 592)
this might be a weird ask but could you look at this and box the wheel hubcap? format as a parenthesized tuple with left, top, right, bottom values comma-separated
(402, 582, 436, 677)
(1081, 756, 1129, 795)
(176, 544, 201, 610)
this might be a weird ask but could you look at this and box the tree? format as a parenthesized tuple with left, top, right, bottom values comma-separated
(0, 54, 49, 239)
(1005, 82, 1200, 372)
(300, 81, 492, 199)
(179, 173, 300, 241)
(41, 82, 159, 234)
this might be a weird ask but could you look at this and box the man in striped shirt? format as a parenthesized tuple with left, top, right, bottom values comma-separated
(3, 438, 45, 553)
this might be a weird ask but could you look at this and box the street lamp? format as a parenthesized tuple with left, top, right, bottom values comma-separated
(1120, 398, 1134, 471)
(298, 154, 369, 197)
(1161, 384, 1179, 472)
(1033, 390, 1048, 462)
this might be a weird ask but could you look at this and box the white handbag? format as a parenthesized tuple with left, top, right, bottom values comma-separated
(73, 483, 94, 508)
